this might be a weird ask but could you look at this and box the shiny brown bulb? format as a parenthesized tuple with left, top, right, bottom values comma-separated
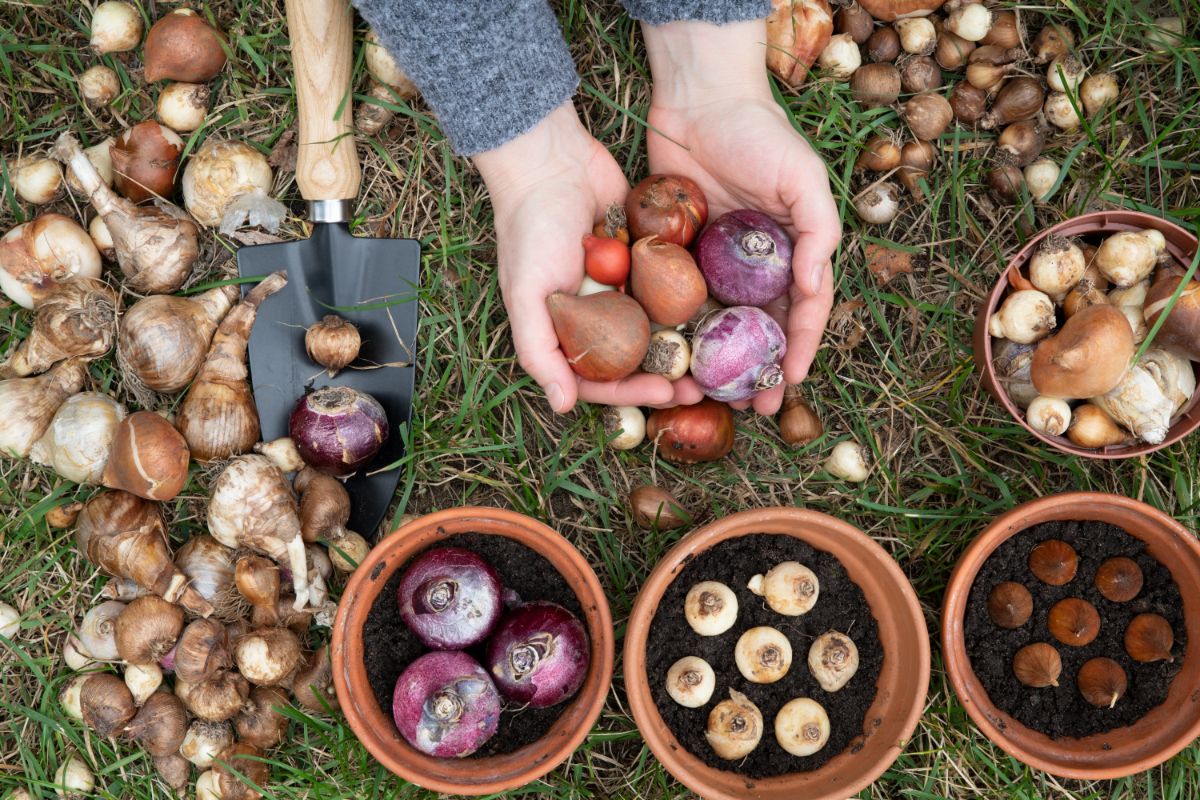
(988, 581, 1033, 629)
(1124, 613, 1174, 663)
(1047, 598, 1100, 646)
(1028, 539, 1078, 585)
(1094, 557, 1143, 602)
(1077, 657, 1127, 708)
(1012, 642, 1062, 688)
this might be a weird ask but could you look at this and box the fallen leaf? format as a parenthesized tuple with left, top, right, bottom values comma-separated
(830, 299, 867, 350)
(229, 230, 285, 246)
(268, 129, 297, 172)
(865, 242, 913, 285)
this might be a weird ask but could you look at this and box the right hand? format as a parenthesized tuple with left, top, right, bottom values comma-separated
(475, 102, 704, 413)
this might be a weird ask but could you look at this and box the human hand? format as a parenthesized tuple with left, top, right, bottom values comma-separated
(641, 19, 841, 415)
(475, 103, 704, 413)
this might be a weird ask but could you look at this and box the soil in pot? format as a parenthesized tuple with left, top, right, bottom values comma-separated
(361, 533, 585, 757)
(646, 533, 883, 778)
(964, 519, 1185, 738)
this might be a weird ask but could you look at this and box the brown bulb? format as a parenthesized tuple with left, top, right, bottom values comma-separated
(1047, 598, 1100, 646)
(988, 581, 1033, 628)
(836, 2, 874, 44)
(81, 673, 136, 738)
(1125, 613, 1174, 663)
(897, 140, 936, 198)
(986, 157, 1024, 203)
(855, 133, 902, 172)
(1028, 539, 1078, 585)
(851, 63, 902, 109)
(950, 81, 988, 124)
(997, 119, 1046, 167)
(982, 77, 1045, 130)
(1012, 642, 1061, 688)
(305, 315, 360, 377)
(900, 55, 942, 93)
(1095, 557, 1144, 602)
(980, 11, 1021, 49)
(628, 484, 689, 530)
(935, 31, 976, 70)
(867, 26, 901, 62)
(1077, 657, 1127, 708)
(778, 388, 823, 445)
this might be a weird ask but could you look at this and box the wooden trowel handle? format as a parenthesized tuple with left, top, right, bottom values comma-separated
(286, 0, 361, 202)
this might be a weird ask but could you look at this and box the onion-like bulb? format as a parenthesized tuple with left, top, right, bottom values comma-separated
(181, 138, 286, 235)
(30, 392, 126, 484)
(81, 673, 136, 737)
(117, 284, 238, 395)
(208, 455, 311, 609)
(157, 82, 210, 133)
(74, 600, 127, 661)
(174, 618, 232, 683)
(125, 682, 187, 756)
(178, 670, 251, 722)
(235, 555, 281, 625)
(1, 279, 118, 378)
(76, 491, 214, 617)
(293, 644, 339, 712)
(54, 756, 96, 799)
(181, 720, 234, 768)
(294, 467, 351, 543)
(100, 411, 191, 501)
(0, 358, 89, 458)
(52, 132, 200, 294)
(115, 595, 184, 666)
(0, 213, 101, 309)
(174, 535, 238, 620)
(11, 157, 63, 205)
(110, 121, 184, 203)
(305, 315, 361, 376)
(178, 272, 287, 462)
(78, 65, 121, 107)
(235, 685, 291, 748)
(90, 1, 142, 53)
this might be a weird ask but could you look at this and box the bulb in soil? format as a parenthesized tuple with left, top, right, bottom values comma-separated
(746, 561, 819, 616)
(735, 626, 793, 684)
(705, 689, 763, 760)
(1124, 613, 1174, 663)
(1077, 657, 1126, 708)
(987, 581, 1032, 629)
(1028, 539, 1078, 585)
(665, 656, 716, 708)
(603, 405, 645, 450)
(1012, 642, 1061, 688)
(774, 697, 830, 757)
(1047, 597, 1100, 646)
(807, 630, 859, 692)
(1094, 557, 1143, 602)
(684, 581, 738, 636)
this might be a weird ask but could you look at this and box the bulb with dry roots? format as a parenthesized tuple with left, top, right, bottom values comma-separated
(808, 630, 859, 692)
(747, 561, 819, 616)
(705, 689, 763, 760)
(665, 656, 716, 708)
(641, 329, 690, 380)
(735, 626, 793, 684)
(989, 290, 1056, 344)
(684, 581, 738, 636)
(1028, 235, 1086, 299)
(52, 132, 200, 294)
(774, 697, 830, 756)
(603, 406, 645, 450)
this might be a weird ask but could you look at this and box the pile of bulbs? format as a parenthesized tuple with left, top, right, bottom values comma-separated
(990, 226, 1199, 448)
(987, 539, 1175, 709)
(666, 561, 861, 761)
(761, 1, 1177, 223)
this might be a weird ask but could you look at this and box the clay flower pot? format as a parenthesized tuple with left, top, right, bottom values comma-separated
(625, 507, 929, 800)
(943, 492, 1200, 779)
(973, 210, 1200, 458)
(331, 507, 614, 795)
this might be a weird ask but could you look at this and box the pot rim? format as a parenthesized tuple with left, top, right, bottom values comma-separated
(941, 491, 1200, 779)
(623, 506, 930, 800)
(330, 507, 615, 795)
(974, 210, 1200, 459)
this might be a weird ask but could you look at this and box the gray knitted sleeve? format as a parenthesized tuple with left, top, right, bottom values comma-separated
(352, 0, 579, 156)
(622, 0, 771, 25)
(351, 0, 770, 156)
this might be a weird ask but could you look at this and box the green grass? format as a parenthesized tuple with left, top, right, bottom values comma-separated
(2, 0, 1200, 797)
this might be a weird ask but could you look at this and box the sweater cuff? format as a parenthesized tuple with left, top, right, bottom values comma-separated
(622, 0, 771, 25)
(353, 1, 579, 156)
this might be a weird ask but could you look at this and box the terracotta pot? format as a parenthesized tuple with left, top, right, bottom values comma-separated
(974, 210, 1200, 458)
(942, 492, 1200, 779)
(624, 507, 929, 800)
(331, 507, 614, 795)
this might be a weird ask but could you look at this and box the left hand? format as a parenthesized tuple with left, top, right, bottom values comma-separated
(642, 19, 841, 415)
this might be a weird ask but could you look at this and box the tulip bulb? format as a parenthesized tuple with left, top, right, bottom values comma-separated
(684, 581, 738, 636)
(896, 17, 937, 55)
(602, 405, 645, 450)
(1032, 23, 1073, 64)
(987, 581, 1032, 628)
(774, 697, 830, 756)
(765, 0, 836, 84)
(1030, 304, 1134, 399)
(945, 2, 992, 42)
(825, 439, 869, 482)
(1024, 158, 1061, 202)
(1046, 54, 1085, 94)
(1077, 657, 1126, 708)
(11, 157, 62, 205)
(665, 656, 716, 708)
(1012, 642, 1061, 688)
(817, 33, 862, 78)
(143, 8, 227, 83)
(1044, 91, 1083, 131)
(1068, 403, 1129, 448)
(1028, 539, 1078, 586)
(78, 65, 120, 107)
(1081, 73, 1119, 116)
(90, 1, 142, 53)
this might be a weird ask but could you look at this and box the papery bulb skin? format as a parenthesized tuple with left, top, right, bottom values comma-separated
(690, 306, 787, 401)
(392, 651, 501, 758)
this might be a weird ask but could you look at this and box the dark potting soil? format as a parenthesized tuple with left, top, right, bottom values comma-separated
(646, 533, 883, 779)
(361, 533, 585, 757)
(964, 519, 1185, 739)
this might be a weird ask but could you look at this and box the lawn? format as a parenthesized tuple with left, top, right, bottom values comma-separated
(1, 0, 1199, 798)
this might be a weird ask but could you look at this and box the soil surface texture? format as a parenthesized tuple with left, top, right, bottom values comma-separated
(363, 532, 584, 757)
(964, 519, 1184, 738)
(646, 533, 883, 778)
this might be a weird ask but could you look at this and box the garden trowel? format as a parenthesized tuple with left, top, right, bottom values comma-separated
(237, 0, 420, 537)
